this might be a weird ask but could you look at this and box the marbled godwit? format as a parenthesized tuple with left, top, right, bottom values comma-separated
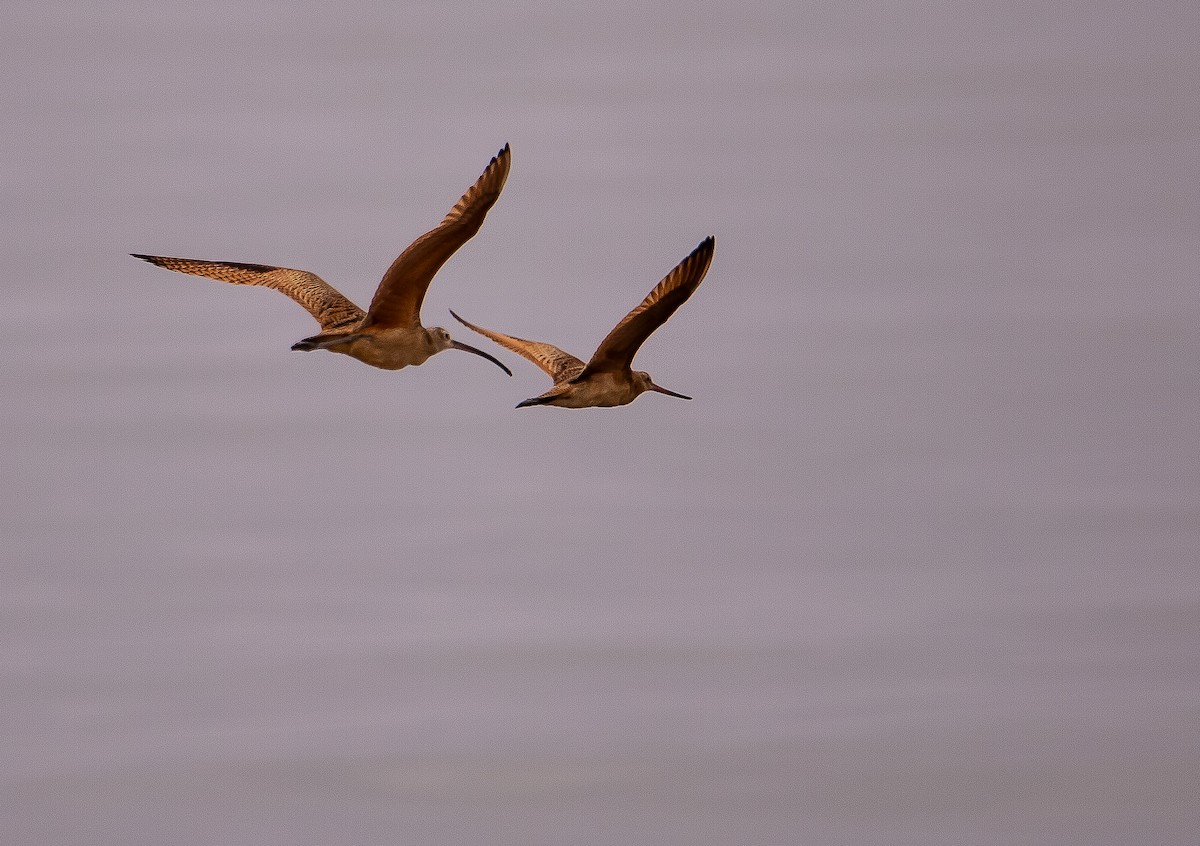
(132, 144, 512, 375)
(451, 236, 714, 408)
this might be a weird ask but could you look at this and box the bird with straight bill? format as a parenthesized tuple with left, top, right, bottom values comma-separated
(451, 235, 714, 408)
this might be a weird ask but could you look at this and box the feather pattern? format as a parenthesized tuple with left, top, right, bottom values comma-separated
(362, 143, 511, 329)
(450, 310, 585, 381)
(129, 254, 364, 331)
(581, 235, 714, 376)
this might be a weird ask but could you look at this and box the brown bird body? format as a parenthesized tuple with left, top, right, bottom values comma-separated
(452, 236, 714, 408)
(133, 144, 513, 376)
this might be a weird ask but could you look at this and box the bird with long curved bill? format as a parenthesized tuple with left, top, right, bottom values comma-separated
(132, 144, 513, 376)
(452, 235, 714, 409)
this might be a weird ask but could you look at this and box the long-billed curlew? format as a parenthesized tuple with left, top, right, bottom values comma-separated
(132, 144, 513, 375)
(451, 236, 714, 408)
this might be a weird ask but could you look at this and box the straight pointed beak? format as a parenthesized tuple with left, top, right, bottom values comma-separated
(450, 340, 512, 375)
(649, 382, 692, 400)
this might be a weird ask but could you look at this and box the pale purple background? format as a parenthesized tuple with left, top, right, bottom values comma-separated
(2, 1, 1198, 844)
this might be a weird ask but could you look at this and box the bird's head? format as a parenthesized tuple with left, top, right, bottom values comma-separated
(429, 326, 511, 375)
(635, 371, 691, 400)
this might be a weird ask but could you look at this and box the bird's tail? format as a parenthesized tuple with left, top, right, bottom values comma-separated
(291, 332, 359, 352)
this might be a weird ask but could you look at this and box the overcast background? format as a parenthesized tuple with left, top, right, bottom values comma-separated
(2, 1, 1198, 844)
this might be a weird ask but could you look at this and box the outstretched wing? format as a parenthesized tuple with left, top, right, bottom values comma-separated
(361, 144, 511, 330)
(450, 310, 584, 383)
(581, 236, 714, 376)
(131, 254, 365, 332)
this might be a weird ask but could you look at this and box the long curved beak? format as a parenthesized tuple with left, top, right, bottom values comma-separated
(649, 382, 692, 400)
(450, 339, 512, 375)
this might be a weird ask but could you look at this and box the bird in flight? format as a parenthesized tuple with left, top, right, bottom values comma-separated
(133, 144, 513, 375)
(451, 235, 714, 408)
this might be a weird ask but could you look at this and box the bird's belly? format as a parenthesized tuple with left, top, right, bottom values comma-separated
(554, 374, 641, 408)
(334, 331, 433, 370)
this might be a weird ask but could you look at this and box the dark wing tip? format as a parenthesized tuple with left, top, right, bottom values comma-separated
(134, 254, 282, 274)
(680, 236, 716, 278)
(448, 308, 478, 332)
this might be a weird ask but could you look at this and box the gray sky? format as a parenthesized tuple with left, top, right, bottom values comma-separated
(2, 2, 1198, 844)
